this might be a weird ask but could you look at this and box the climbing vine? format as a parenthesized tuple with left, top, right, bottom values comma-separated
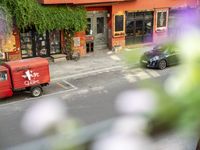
(1, 0, 87, 34)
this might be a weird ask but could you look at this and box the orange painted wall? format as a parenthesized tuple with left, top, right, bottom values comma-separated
(73, 31, 86, 56)
(110, 0, 197, 48)
(112, 0, 196, 13)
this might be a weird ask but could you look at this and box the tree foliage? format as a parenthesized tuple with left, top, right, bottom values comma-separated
(1, 0, 87, 34)
(0, 4, 12, 38)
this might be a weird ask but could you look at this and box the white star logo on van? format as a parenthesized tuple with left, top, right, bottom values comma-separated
(22, 70, 39, 81)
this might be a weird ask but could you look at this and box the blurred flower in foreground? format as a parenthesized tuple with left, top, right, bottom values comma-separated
(92, 89, 156, 150)
(115, 89, 157, 115)
(21, 98, 67, 136)
(92, 134, 147, 150)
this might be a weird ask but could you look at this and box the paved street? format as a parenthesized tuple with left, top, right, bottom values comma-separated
(0, 66, 190, 149)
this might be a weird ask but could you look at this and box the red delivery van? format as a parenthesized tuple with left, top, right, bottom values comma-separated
(0, 57, 50, 99)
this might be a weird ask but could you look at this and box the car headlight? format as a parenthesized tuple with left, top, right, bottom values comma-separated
(150, 56, 159, 62)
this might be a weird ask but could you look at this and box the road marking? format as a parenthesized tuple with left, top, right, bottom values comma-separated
(56, 82, 69, 90)
(77, 89, 89, 94)
(145, 69, 160, 77)
(0, 88, 77, 107)
(107, 51, 113, 55)
(136, 71, 151, 80)
(63, 80, 78, 90)
(110, 55, 121, 61)
(124, 68, 160, 81)
(51, 65, 122, 81)
(124, 74, 137, 83)
(91, 86, 104, 91)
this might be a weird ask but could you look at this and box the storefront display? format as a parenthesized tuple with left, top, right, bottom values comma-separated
(50, 30, 61, 54)
(125, 11, 154, 45)
(20, 31, 33, 58)
(20, 30, 61, 58)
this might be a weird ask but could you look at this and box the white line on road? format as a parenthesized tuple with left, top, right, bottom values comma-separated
(77, 89, 89, 94)
(145, 69, 160, 77)
(91, 86, 104, 91)
(124, 74, 137, 83)
(63, 80, 78, 90)
(110, 55, 121, 61)
(51, 65, 122, 81)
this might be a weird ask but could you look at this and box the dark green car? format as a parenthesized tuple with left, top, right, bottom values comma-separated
(140, 43, 180, 69)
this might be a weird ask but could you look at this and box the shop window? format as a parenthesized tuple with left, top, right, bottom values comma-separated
(0, 71, 7, 81)
(115, 15, 124, 32)
(156, 11, 167, 30)
(97, 17, 104, 34)
(50, 30, 61, 54)
(86, 18, 92, 35)
(135, 20, 143, 36)
(35, 32, 48, 57)
(20, 31, 33, 58)
(126, 20, 134, 36)
(144, 12, 153, 19)
(114, 14, 125, 37)
(135, 12, 144, 18)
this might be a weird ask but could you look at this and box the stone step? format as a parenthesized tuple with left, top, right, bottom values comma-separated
(51, 54, 67, 63)
(94, 45, 108, 50)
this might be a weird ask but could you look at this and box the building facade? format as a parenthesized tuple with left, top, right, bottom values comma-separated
(3, 0, 198, 61)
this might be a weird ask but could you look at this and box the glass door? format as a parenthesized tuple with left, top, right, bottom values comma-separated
(49, 30, 61, 54)
(34, 32, 49, 57)
(20, 31, 34, 58)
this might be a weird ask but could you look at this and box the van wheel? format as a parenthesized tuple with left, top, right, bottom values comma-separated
(31, 86, 43, 97)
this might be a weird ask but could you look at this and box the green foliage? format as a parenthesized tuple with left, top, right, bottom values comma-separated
(0, 4, 12, 38)
(1, 0, 87, 34)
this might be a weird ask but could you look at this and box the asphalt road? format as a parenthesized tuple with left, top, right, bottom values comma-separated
(0, 66, 196, 149)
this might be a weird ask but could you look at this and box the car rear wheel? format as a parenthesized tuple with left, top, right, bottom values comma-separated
(31, 86, 43, 97)
(158, 60, 167, 70)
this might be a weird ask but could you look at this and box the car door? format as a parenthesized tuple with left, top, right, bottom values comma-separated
(165, 47, 178, 66)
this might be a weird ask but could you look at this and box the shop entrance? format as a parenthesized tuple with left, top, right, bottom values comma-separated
(125, 11, 154, 45)
(86, 11, 108, 52)
(20, 29, 61, 58)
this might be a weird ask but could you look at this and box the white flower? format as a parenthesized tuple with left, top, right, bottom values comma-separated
(115, 90, 156, 115)
(92, 134, 151, 150)
(21, 98, 67, 136)
(178, 27, 200, 63)
(112, 116, 146, 136)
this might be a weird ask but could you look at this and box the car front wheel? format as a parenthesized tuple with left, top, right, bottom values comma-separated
(158, 60, 167, 70)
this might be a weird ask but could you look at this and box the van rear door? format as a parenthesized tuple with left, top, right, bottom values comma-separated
(0, 66, 13, 99)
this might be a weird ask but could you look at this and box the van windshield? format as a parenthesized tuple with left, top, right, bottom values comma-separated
(0, 71, 8, 81)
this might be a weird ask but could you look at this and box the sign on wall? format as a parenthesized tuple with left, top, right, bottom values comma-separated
(73, 37, 80, 47)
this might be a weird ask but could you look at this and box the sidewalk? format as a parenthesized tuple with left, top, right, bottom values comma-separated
(49, 45, 154, 81)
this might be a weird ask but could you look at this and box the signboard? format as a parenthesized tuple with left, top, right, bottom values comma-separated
(73, 37, 80, 47)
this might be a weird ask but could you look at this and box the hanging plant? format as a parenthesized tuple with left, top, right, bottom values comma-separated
(1, 0, 87, 34)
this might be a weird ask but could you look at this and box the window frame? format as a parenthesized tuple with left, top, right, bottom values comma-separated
(113, 14, 125, 37)
(0, 71, 8, 82)
(156, 10, 168, 32)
